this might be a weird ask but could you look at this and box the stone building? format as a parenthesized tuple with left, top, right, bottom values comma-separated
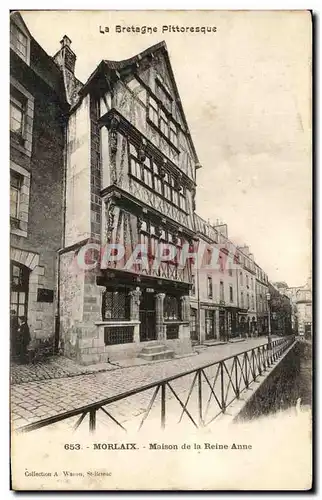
(10, 13, 67, 356)
(58, 40, 200, 364)
(254, 263, 269, 335)
(235, 245, 257, 336)
(191, 217, 260, 343)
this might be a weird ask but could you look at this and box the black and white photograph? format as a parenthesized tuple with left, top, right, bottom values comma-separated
(9, 9, 312, 491)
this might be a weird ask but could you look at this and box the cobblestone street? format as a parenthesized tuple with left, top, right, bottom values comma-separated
(11, 337, 273, 431)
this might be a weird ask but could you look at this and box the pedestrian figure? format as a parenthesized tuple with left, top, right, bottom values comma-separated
(10, 309, 19, 358)
(17, 316, 31, 364)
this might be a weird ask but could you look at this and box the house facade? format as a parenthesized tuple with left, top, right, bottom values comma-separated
(191, 217, 262, 343)
(254, 263, 269, 335)
(10, 13, 67, 356)
(58, 41, 200, 364)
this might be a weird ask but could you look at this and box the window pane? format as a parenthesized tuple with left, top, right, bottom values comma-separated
(18, 305, 25, 316)
(10, 102, 23, 133)
(149, 106, 158, 126)
(11, 24, 27, 60)
(179, 194, 186, 211)
(10, 187, 19, 218)
(160, 118, 168, 136)
(172, 191, 178, 205)
(154, 177, 162, 194)
(129, 143, 137, 156)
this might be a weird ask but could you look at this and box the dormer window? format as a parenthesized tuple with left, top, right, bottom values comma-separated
(10, 22, 29, 64)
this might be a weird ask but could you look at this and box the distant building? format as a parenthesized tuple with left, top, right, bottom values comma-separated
(192, 216, 241, 343)
(273, 277, 312, 337)
(191, 218, 265, 343)
(254, 263, 269, 335)
(268, 283, 292, 336)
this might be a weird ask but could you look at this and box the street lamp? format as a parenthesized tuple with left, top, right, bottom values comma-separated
(266, 292, 272, 349)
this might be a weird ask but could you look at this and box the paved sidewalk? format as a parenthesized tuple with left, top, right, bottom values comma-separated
(11, 337, 271, 430)
(11, 355, 117, 385)
(11, 337, 246, 385)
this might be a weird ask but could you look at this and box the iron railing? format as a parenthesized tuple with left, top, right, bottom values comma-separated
(17, 336, 295, 434)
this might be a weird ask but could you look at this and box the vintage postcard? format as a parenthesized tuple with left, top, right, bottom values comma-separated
(9, 9, 312, 491)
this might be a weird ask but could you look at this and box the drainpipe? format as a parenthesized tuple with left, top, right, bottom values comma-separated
(55, 110, 68, 353)
(236, 264, 240, 337)
(196, 238, 201, 344)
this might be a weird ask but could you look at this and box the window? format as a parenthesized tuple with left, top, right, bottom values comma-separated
(102, 289, 129, 320)
(169, 120, 178, 147)
(10, 262, 29, 320)
(160, 109, 169, 136)
(240, 271, 243, 286)
(229, 285, 233, 303)
(247, 293, 250, 309)
(148, 96, 159, 126)
(251, 295, 255, 310)
(130, 156, 142, 179)
(190, 308, 198, 341)
(147, 91, 178, 148)
(179, 192, 186, 211)
(10, 171, 22, 220)
(172, 189, 178, 206)
(220, 281, 224, 302)
(143, 157, 153, 188)
(153, 168, 163, 195)
(156, 80, 172, 112)
(164, 173, 172, 202)
(164, 295, 180, 321)
(10, 88, 26, 137)
(191, 274, 196, 296)
(246, 274, 249, 287)
(228, 266, 233, 277)
(241, 291, 244, 308)
(10, 23, 28, 62)
(207, 276, 213, 299)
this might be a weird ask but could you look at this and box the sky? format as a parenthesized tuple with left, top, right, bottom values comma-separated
(20, 10, 312, 287)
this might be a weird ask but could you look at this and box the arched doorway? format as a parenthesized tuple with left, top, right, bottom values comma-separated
(10, 261, 30, 357)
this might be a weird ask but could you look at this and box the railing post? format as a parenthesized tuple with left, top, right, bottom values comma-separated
(252, 349, 256, 381)
(198, 370, 203, 426)
(161, 382, 166, 429)
(245, 352, 249, 388)
(235, 357, 240, 399)
(258, 347, 262, 376)
(220, 362, 226, 413)
(89, 409, 96, 433)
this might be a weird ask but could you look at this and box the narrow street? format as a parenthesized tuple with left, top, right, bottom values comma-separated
(12, 337, 273, 433)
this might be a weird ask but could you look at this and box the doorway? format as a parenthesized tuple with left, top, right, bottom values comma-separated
(10, 261, 29, 357)
(139, 292, 156, 342)
(205, 310, 215, 340)
(219, 310, 226, 340)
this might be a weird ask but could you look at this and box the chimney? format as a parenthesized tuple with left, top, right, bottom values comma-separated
(53, 35, 76, 74)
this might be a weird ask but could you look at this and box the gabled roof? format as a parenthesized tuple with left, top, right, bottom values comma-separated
(80, 41, 200, 165)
